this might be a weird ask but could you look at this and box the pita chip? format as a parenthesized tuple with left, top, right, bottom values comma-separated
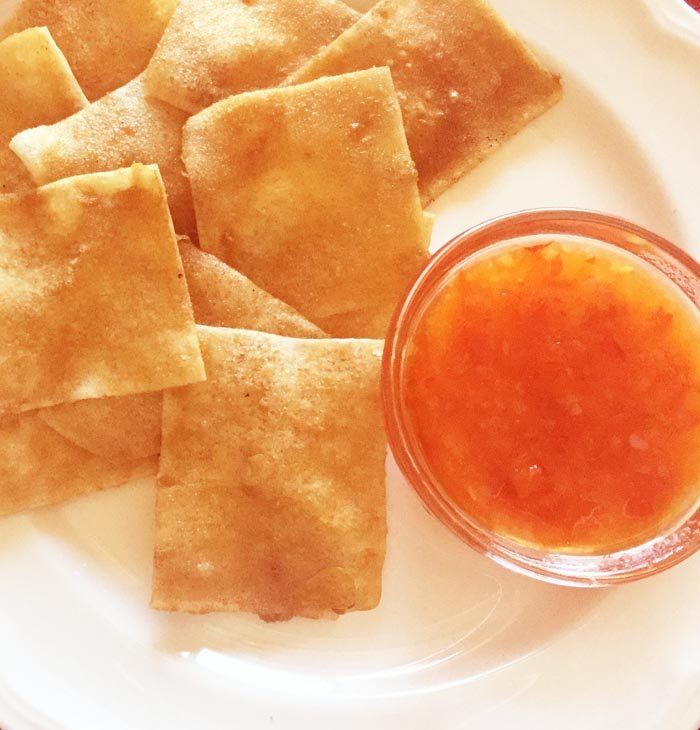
(37, 238, 324, 464)
(11, 75, 195, 234)
(152, 327, 387, 621)
(0, 26, 86, 193)
(289, 0, 562, 204)
(183, 68, 430, 338)
(0, 164, 204, 415)
(0, 412, 155, 517)
(0, 0, 179, 100)
(144, 0, 359, 114)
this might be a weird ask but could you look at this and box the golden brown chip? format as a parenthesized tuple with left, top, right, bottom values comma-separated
(11, 75, 195, 234)
(178, 238, 326, 336)
(315, 305, 397, 340)
(0, 0, 179, 101)
(313, 208, 433, 336)
(0, 164, 205, 415)
(144, 0, 359, 114)
(0, 412, 155, 517)
(288, 0, 562, 204)
(153, 327, 387, 621)
(37, 238, 324, 463)
(38, 391, 162, 464)
(0, 26, 86, 193)
(183, 68, 429, 338)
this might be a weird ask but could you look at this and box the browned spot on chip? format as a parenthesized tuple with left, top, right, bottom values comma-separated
(0, 412, 155, 517)
(183, 68, 430, 338)
(0, 164, 204, 415)
(0, 0, 179, 101)
(289, 0, 562, 204)
(152, 327, 387, 621)
(11, 75, 195, 235)
(0, 27, 86, 194)
(144, 0, 359, 114)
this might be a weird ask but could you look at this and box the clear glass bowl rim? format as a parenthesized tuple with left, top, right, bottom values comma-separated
(381, 208, 700, 587)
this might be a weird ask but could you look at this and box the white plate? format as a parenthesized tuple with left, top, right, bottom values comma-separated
(1, 1, 700, 728)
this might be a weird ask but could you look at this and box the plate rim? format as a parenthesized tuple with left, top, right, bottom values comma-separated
(2, 1, 700, 729)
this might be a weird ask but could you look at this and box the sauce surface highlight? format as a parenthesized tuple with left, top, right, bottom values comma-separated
(404, 240, 700, 552)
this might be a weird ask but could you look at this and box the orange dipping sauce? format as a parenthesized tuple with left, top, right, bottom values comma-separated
(404, 240, 700, 553)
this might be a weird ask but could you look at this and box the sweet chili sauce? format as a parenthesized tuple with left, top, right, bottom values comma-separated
(403, 240, 700, 553)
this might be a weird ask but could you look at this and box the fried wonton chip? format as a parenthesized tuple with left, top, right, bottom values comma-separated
(288, 0, 562, 205)
(0, 0, 179, 101)
(39, 391, 163, 465)
(37, 239, 324, 463)
(0, 412, 155, 517)
(11, 75, 195, 234)
(144, 0, 359, 114)
(152, 327, 387, 621)
(183, 68, 429, 338)
(312, 210, 434, 337)
(0, 164, 205, 415)
(178, 238, 326, 336)
(0, 26, 86, 193)
(316, 305, 396, 340)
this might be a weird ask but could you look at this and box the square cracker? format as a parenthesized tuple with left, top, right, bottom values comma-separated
(183, 68, 430, 338)
(144, 0, 359, 114)
(288, 0, 562, 205)
(11, 75, 195, 235)
(0, 27, 86, 193)
(0, 412, 154, 517)
(0, 164, 205, 415)
(153, 327, 387, 621)
(37, 239, 324, 464)
(0, 0, 179, 101)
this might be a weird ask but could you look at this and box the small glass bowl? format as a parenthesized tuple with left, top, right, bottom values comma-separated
(382, 209, 700, 587)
